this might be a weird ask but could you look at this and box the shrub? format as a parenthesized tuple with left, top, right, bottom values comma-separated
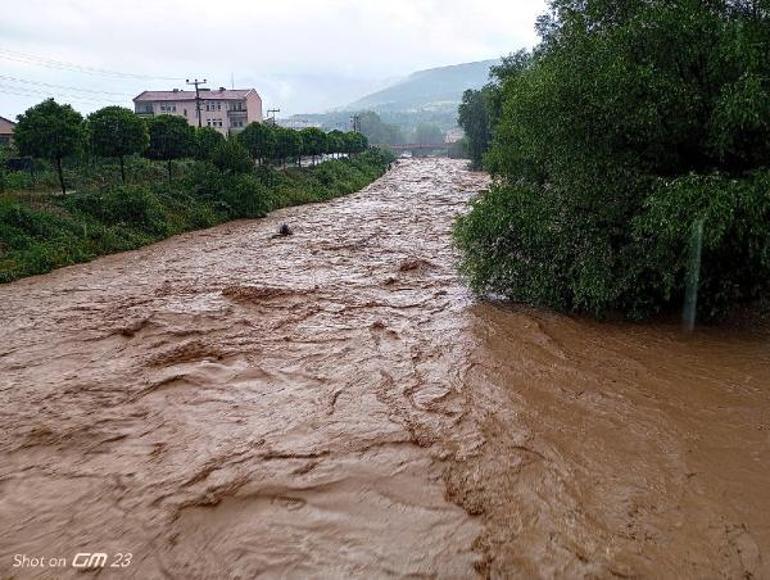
(211, 139, 253, 174)
(66, 185, 168, 235)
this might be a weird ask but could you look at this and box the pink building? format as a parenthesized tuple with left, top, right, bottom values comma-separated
(133, 87, 262, 135)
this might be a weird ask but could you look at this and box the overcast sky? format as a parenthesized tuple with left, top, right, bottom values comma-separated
(0, 0, 546, 118)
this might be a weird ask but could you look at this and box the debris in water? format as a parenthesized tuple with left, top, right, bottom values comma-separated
(279, 223, 293, 236)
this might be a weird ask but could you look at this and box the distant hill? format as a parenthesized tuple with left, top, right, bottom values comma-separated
(346, 59, 498, 113)
(282, 59, 499, 134)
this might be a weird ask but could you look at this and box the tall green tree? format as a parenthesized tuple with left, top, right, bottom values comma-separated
(145, 114, 195, 180)
(457, 89, 490, 169)
(273, 127, 303, 167)
(238, 122, 276, 165)
(299, 127, 327, 165)
(14, 98, 84, 195)
(194, 127, 225, 161)
(326, 130, 346, 158)
(343, 131, 368, 156)
(211, 138, 253, 174)
(88, 106, 148, 183)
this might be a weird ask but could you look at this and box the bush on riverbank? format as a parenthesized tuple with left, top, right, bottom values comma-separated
(455, 1, 770, 321)
(0, 148, 393, 283)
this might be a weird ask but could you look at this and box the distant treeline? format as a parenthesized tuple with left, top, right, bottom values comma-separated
(456, 0, 770, 321)
(285, 110, 449, 148)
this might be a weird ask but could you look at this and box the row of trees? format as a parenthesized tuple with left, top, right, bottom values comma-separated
(11, 99, 369, 194)
(455, 0, 770, 321)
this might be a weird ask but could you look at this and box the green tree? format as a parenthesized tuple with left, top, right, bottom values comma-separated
(273, 127, 303, 168)
(343, 131, 368, 156)
(326, 129, 346, 158)
(238, 122, 276, 165)
(14, 98, 84, 195)
(456, 0, 770, 321)
(194, 127, 225, 161)
(87, 106, 148, 183)
(457, 89, 490, 169)
(145, 114, 195, 180)
(211, 138, 253, 174)
(299, 127, 327, 165)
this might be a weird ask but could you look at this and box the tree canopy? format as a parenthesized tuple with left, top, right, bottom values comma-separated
(194, 127, 226, 161)
(145, 114, 196, 179)
(273, 127, 303, 167)
(239, 122, 277, 164)
(455, 0, 770, 321)
(299, 127, 327, 164)
(14, 98, 85, 194)
(211, 139, 253, 174)
(88, 106, 149, 183)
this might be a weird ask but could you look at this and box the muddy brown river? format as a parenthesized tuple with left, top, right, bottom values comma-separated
(1, 158, 769, 579)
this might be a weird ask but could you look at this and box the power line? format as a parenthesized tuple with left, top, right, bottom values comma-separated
(0, 47, 185, 81)
(0, 84, 125, 106)
(0, 74, 134, 97)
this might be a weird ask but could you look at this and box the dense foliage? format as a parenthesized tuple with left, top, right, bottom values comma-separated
(455, 0, 770, 321)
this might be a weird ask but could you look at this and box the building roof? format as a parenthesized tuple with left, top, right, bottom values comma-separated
(133, 88, 258, 102)
(0, 115, 16, 127)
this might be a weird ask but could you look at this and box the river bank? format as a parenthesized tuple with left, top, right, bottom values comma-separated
(1, 158, 768, 578)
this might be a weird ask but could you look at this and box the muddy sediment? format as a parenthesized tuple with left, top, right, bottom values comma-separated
(1, 158, 768, 578)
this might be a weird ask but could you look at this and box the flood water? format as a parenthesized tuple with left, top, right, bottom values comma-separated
(1, 158, 768, 578)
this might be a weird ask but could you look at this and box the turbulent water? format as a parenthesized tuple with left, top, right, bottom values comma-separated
(1, 158, 769, 579)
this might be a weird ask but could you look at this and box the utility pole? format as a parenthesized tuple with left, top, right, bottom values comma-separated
(351, 114, 361, 133)
(186, 78, 207, 128)
(266, 108, 280, 124)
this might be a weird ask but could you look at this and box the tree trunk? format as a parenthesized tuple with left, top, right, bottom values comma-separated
(119, 156, 126, 184)
(55, 157, 66, 195)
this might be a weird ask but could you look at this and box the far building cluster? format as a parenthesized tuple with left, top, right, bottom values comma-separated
(133, 87, 263, 136)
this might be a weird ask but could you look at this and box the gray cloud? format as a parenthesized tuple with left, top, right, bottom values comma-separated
(0, 0, 545, 117)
